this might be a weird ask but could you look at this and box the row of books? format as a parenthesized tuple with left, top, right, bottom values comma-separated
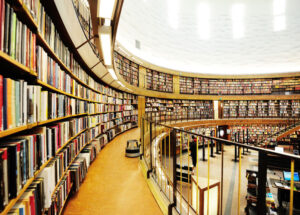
(87, 103, 137, 114)
(37, 46, 93, 100)
(229, 125, 286, 143)
(0, 75, 138, 132)
(114, 52, 139, 87)
(1, 1, 139, 104)
(88, 112, 138, 127)
(0, 111, 138, 211)
(145, 97, 214, 121)
(222, 100, 300, 118)
(0, 117, 88, 210)
(38, 2, 71, 70)
(0, 76, 89, 131)
(146, 69, 173, 93)
(37, 44, 139, 104)
(6, 134, 103, 214)
(0, 2, 36, 70)
(180, 76, 300, 95)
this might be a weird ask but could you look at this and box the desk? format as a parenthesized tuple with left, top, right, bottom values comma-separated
(271, 179, 300, 209)
(191, 176, 220, 215)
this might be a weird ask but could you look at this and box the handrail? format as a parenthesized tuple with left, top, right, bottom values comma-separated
(145, 116, 300, 161)
(142, 115, 300, 215)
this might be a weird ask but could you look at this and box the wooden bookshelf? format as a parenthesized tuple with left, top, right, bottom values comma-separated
(180, 76, 300, 95)
(145, 97, 213, 122)
(0, 51, 37, 77)
(0, 0, 139, 214)
(221, 100, 300, 119)
(0, 125, 89, 215)
(114, 52, 139, 87)
(146, 68, 173, 93)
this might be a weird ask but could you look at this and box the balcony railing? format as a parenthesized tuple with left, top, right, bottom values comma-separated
(141, 115, 300, 215)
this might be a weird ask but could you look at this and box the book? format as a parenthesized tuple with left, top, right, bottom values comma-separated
(0, 148, 8, 208)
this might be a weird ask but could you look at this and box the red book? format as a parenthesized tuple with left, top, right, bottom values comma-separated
(0, 75, 3, 131)
(33, 34, 36, 72)
(58, 123, 61, 148)
(29, 193, 36, 215)
(53, 59, 55, 87)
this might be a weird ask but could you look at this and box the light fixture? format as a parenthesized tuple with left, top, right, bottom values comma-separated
(108, 68, 117, 80)
(99, 26, 112, 65)
(198, 3, 210, 40)
(98, 0, 117, 19)
(167, 0, 179, 29)
(117, 81, 125, 87)
(231, 4, 245, 39)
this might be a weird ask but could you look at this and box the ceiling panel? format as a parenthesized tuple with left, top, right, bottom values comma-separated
(116, 0, 300, 75)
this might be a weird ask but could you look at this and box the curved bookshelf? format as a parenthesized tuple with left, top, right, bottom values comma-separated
(0, 1, 139, 214)
(0, 127, 88, 215)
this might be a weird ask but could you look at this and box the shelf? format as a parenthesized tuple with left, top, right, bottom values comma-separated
(0, 113, 88, 140)
(37, 80, 90, 102)
(58, 183, 73, 215)
(0, 123, 36, 139)
(0, 51, 37, 77)
(37, 113, 88, 126)
(14, 0, 38, 30)
(0, 1, 139, 213)
(35, 33, 102, 95)
(0, 123, 138, 215)
(0, 126, 89, 215)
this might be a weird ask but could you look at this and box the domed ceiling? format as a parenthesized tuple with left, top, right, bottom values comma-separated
(116, 0, 300, 75)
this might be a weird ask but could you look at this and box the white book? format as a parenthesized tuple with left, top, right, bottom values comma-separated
(35, 86, 41, 122)
(22, 81, 27, 125)
(1, 150, 8, 205)
(47, 128, 52, 159)
(39, 166, 51, 209)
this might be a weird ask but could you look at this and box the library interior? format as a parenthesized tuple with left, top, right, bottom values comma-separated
(0, 0, 300, 215)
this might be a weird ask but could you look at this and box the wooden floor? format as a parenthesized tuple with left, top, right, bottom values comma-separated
(63, 128, 163, 215)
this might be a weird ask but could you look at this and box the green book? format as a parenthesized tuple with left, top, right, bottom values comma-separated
(10, 11, 17, 59)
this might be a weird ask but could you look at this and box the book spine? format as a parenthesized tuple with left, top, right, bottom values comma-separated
(0, 75, 2, 131)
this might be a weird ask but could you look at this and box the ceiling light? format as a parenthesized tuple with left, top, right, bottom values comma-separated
(231, 4, 245, 39)
(117, 81, 125, 87)
(99, 26, 112, 65)
(98, 0, 117, 19)
(273, 0, 285, 15)
(168, 0, 179, 29)
(198, 3, 210, 40)
(108, 68, 117, 80)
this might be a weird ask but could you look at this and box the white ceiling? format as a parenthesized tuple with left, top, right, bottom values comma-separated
(116, 0, 300, 75)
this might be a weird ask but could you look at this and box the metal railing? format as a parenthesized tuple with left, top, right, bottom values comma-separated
(141, 115, 300, 215)
(71, 0, 100, 57)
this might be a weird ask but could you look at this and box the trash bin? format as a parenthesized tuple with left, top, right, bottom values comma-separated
(125, 139, 140, 158)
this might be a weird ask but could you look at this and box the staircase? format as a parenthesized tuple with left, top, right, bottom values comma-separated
(277, 122, 300, 141)
(259, 120, 300, 146)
